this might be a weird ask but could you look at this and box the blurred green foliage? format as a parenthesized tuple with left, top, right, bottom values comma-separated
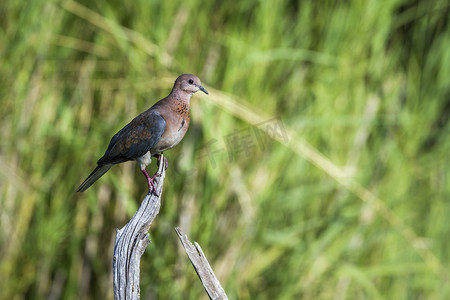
(1, 0, 449, 299)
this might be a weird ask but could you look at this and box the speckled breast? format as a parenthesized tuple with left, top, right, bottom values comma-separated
(151, 103, 190, 153)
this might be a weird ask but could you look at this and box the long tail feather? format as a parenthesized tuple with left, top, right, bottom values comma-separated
(76, 164, 112, 192)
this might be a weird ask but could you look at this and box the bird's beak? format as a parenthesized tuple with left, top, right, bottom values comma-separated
(199, 85, 208, 95)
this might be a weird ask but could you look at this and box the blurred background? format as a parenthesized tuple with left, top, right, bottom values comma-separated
(1, 0, 449, 299)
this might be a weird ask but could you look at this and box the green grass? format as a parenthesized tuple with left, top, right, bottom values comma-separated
(1, 0, 449, 299)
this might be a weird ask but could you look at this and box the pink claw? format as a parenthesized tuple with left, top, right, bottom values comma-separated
(141, 168, 160, 196)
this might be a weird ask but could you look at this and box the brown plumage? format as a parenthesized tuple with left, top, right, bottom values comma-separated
(76, 74, 208, 193)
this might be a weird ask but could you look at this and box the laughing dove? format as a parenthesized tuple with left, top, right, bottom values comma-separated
(76, 74, 208, 193)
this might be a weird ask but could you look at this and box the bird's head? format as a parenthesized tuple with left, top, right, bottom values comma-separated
(174, 74, 208, 96)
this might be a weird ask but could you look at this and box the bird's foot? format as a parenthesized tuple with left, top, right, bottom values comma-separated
(148, 172, 162, 196)
(142, 168, 160, 196)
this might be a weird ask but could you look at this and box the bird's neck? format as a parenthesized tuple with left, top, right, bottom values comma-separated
(168, 91, 191, 118)
(170, 90, 192, 105)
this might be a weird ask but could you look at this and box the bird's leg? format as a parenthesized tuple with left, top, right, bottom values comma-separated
(154, 153, 169, 170)
(141, 168, 158, 196)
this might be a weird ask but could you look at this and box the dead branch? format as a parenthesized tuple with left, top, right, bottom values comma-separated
(175, 227, 228, 300)
(113, 156, 166, 300)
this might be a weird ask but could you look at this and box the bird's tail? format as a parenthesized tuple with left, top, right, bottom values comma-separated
(76, 164, 112, 192)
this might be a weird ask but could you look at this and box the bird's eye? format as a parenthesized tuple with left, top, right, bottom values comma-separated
(188, 79, 194, 84)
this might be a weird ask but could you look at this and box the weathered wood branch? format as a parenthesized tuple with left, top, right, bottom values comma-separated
(175, 227, 229, 300)
(113, 156, 166, 300)
(111, 155, 227, 299)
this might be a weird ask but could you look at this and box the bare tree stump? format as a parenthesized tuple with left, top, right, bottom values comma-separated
(113, 156, 166, 300)
(175, 227, 229, 300)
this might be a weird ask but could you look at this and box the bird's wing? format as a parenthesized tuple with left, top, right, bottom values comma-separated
(98, 110, 166, 165)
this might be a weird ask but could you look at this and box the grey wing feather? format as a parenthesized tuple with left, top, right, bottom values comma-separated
(98, 110, 166, 165)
